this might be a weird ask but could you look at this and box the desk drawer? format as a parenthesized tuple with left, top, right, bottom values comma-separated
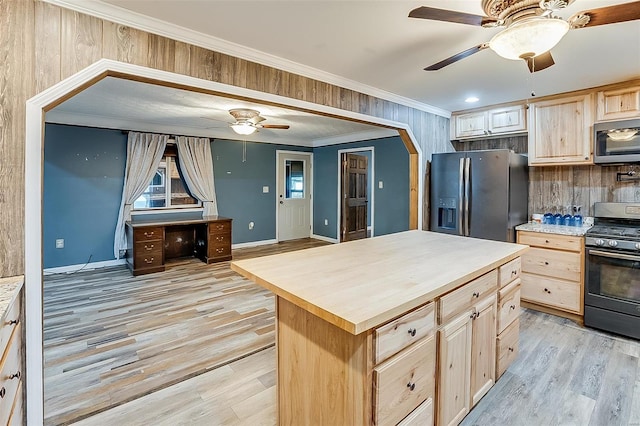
(521, 274, 581, 313)
(209, 232, 231, 245)
(134, 227, 163, 242)
(439, 270, 498, 324)
(0, 293, 20, 358)
(134, 252, 163, 269)
(208, 243, 231, 259)
(521, 247, 581, 282)
(134, 240, 163, 256)
(374, 334, 436, 426)
(209, 221, 231, 235)
(499, 258, 521, 288)
(0, 325, 22, 426)
(497, 279, 521, 334)
(496, 318, 519, 378)
(374, 302, 435, 364)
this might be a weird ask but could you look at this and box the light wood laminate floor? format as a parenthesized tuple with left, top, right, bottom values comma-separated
(44, 238, 329, 425)
(75, 309, 640, 425)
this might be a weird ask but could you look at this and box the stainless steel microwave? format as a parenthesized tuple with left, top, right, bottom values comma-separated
(594, 119, 640, 164)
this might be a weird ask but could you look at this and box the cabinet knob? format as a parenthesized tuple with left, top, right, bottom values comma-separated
(470, 312, 477, 320)
(544, 261, 549, 265)
(0, 387, 4, 398)
(407, 328, 416, 337)
(472, 292, 480, 298)
(512, 269, 518, 276)
(407, 382, 415, 391)
(510, 304, 516, 310)
(9, 371, 20, 380)
(544, 288, 551, 294)
(545, 239, 549, 243)
(508, 347, 514, 352)
(7, 319, 18, 326)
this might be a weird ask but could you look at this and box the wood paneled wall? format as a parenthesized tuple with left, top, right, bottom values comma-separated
(453, 134, 640, 217)
(0, 1, 451, 277)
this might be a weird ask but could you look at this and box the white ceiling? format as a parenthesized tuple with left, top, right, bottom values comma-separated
(60, 0, 640, 113)
(46, 77, 397, 147)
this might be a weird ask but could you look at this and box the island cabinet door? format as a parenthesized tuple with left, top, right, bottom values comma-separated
(470, 294, 497, 406)
(437, 310, 473, 426)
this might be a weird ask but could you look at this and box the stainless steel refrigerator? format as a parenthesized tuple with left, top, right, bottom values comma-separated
(430, 149, 528, 242)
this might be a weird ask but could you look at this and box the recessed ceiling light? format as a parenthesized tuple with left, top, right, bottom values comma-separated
(465, 97, 479, 103)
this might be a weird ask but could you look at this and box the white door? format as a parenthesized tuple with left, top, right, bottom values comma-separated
(277, 151, 312, 241)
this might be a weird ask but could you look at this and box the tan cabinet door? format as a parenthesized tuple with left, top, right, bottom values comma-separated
(470, 295, 497, 406)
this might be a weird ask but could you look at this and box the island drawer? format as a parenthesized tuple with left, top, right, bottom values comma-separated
(499, 258, 521, 288)
(439, 270, 498, 324)
(374, 302, 435, 364)
(398, 397, 433, 426)
(520, 274, 581, 313)
(209, 220, 232, 235)
(496, 318, 519, 378)
(521, 248, 581, 282)
(373, 334, 436, 426)
(134, 227, 163, 241)
(517, 231, 581, 252)
(497, 279, 521, 334)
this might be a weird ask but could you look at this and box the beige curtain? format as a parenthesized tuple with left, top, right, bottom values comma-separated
(113, 132, 168, 259)
(176, 136, 218, 216)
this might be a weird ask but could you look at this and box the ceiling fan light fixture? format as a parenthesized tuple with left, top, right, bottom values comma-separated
(489, 16, 570, 60)
(231, 122, 257, 135)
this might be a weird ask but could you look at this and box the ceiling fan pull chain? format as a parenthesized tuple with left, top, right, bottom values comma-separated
(242, 140, 247, 163)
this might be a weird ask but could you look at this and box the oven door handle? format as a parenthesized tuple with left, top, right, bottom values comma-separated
(589, 249, 640, 262)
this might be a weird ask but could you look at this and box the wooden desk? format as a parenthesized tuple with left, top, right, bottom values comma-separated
(125, 215, 232, 276)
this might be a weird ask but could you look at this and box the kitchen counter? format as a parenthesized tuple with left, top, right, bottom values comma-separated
(516, 222, 592, 237)
(0, 276, 22, 320)
(231, 230, 528, 334)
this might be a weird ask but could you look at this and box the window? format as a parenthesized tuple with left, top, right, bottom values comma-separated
(285, 160, 305, 199)
(133, 149, 200, 210)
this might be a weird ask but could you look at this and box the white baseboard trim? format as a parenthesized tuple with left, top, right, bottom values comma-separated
(44, 258, 127, 275)
(311, 234, 339, 244)
(232, 239, 278, 249)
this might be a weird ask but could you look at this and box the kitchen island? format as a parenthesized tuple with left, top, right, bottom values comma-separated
(231, 230, 528, 425)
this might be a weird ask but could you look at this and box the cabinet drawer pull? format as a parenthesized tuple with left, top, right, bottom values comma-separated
(144, 257, 154, 264)
(7, 319, 18, 326)
(9, 371, 20, 380)
(472, 292, 480, 298)
(510, 304, 516, 310)
(508, 347, 514, 352)
(512, 269, 518, 276)
(407, 382, 415, 391)
(216, 225, 225, 230)
(144, 231, 155, 237)
(544, 288, 552, 294)
(470, 312, 477, 320)
(407, 328, 416, 337)
(215, 236, 224, 242)
(0, 387, 5, 398)
(216, 248, 225, 254)
(145, 244, 154, 250)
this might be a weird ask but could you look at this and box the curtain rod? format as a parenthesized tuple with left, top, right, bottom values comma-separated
(120, 130, 212, 141)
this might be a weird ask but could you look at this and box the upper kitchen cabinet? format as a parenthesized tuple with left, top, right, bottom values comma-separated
(451, 104, 526, 140)
(596, 85, 640, 121)
(528, 94, 594, 165)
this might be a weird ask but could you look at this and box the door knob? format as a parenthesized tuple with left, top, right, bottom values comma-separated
(279, 201, 284, 205)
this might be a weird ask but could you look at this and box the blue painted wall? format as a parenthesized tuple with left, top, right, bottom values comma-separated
(312, 136, 410, 240)
(212, 139, 310, 244)
(43, 124, 127, 268)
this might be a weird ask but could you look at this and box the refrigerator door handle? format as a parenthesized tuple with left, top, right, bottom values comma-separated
(464, 157, 471, 236)
(458, 157, 464, 235)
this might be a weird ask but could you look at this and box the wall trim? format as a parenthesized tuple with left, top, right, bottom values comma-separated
(231, 239, 278, 249)
(42, 0, 451, 119)
(311, 234, 339, 244)
(44, 259, 126, 275)
(25, 58, 423, 425)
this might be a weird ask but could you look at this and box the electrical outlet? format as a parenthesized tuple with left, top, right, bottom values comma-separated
(55, 239, 64, 249)
(324, 219, 328, 226)
(378, 181, 383, 189)
(262, 186, 269, 193)
(249, 221, 254, 230)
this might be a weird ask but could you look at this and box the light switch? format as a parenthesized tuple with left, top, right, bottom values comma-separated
(263, 186, 269, 193)
(378, 181, 383, 189)
(55, 239, 64, 249)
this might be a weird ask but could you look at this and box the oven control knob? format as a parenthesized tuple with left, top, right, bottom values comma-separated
(608, 240, 618, 247)
(595, 239, 605, 246)
(635, 243, 640, 250)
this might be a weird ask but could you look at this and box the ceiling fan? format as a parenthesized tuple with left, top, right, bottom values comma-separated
(410, 0, 640, 73)
(205, 108, 290, 135)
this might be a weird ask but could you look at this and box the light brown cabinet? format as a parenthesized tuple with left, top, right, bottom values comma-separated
(527, 94, 594, 165)
(437, 270, 498, 426)
(517, 231, 584, 318)
(451, 105, 526, 140)
(495, 258, 521, 379)
(597, 86, 640, 121)
(0, 285, 23, 425)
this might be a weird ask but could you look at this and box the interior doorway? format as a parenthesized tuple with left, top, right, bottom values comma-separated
(276, 151, 312, 241)
(338, 147, 374, 242)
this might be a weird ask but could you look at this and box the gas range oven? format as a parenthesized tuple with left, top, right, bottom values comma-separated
(584, 202, 640, 340)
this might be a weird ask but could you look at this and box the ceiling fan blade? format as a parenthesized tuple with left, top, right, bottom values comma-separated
(424, 43, 489, 71)
(524, 51, 555, 73)
(260, 124, 290, 130)
(571, 1, 640, 27)
(249, 115, 266, 125)
(408, 6, 497, 26)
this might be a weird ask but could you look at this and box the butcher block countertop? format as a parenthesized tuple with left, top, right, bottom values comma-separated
(231, 230, 528, 335)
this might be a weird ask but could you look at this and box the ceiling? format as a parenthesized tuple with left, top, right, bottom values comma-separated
(46, 77, 397, 147)
(55, 0, 640, 114)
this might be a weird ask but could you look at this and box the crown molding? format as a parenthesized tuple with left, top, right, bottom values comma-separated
(312, 129, 398, 147)
(42, 0, 451, 119)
